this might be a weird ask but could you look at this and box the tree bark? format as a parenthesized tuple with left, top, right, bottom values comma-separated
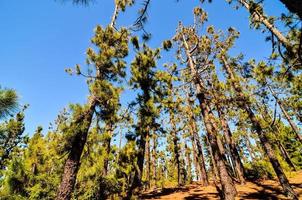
(56, 99, 96, 200)
(127, 127, 147, 198)
(185, 143, 193, 183)
(278, 141, 297, 171)
(145, 134, 151, 189)
(186, 95, 209, 186)
(217, 106, 246, 184)
(192, 142, 202, 181)
(244, 130, 255, 159)
(206, 134, 219, 182)
(169, 110, 182, 186)
(152, 135, 157, 187)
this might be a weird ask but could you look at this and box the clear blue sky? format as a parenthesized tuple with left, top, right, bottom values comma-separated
(0, 0, 286, 135)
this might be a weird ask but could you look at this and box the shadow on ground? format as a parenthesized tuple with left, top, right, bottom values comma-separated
(140, 187, 189, 199)
(141, 175, 302, 200)
(239, 181, 292, 200)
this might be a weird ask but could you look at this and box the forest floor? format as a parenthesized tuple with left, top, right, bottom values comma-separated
(141, 171, 302, 199)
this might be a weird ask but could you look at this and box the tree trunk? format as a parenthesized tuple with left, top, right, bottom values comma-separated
(185, 143, 192, 183)
(56, 99, 96, 200)
(152, 135, 157, 188)
(127, 128, 147, 198)
(145, 134, 151, 189)
(192, 142, 202, 181)
(216, 135, 237, 178)
(200, 98, 237, 200)
(206, 134, 219, 182)
(182, 34, 237, 200)
(244, 130, 255, 159)
(238, 0, 294, 56)
(221, 56, 298, 200)
(103, 125, 113, 176)
(268, 85, 302, 143)
(278, 141, 297, 171)
(187, 95, 209, 185)
(170, 110, 181, 186)
(217, 106, 246, 184)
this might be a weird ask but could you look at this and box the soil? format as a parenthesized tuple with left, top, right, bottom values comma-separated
(141, 171, 302, 199)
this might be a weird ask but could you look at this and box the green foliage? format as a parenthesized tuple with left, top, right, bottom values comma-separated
(0, 126, 64, 199)
(3, 2, 302, 199)
(244, 159, 275, 181)
(0, 110, 26, 171)
(0, 87, 18, 119)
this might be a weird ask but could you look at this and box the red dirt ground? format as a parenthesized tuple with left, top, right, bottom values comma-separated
(141, 171, 302, 199)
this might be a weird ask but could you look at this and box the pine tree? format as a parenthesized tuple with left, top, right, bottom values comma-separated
(184, 91, 209, 186)
(0, 87, 18, 119)
(56, 1, 132, 198)
(0, 108, 26, 170)
(213, 27, 298, 199)
(127, 43, 161, 197)
(174, 9, 237, 199)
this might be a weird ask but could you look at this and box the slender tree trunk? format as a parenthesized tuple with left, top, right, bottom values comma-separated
(244, 130, 255, 159)
(278, 141, 297, 171)
(56, 99, 96, 200)
(216, 135, 237, 178)
(187, 95, 209, 185)
(217, 106, 246, 184)
(260, 103, 298, 172)
(152, 135, 157, 188)
(192, 142, 202, 181)
(170, 110, 181, 186)
(221, 56, 298, 200)
(206, 134, 224, 199)
(182, 34, 237, 200)
(103, 125, 113, 176)
(192, 132, 209, 186)
(185, 143, 192, 183)
(127, 128, 147, 198)
(268, 85, 302, 143)
(206, 135, 219, 182)
(238, 0, 294, 55)
(145, 134, 151, 189)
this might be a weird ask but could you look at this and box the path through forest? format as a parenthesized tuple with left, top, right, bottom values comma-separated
(142, 171, 302, 199)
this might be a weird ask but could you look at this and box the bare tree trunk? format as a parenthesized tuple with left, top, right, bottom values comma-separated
(278, 141, 297, 171)
(268, 85, 302, 143)
(187, 95, 209, 186)
(152, 135, 157, 188)
(222, 56, 298, 200)
(103, 125, 113, 176)
(56, 99, 96, 200)
(145, 134, 151, 189)
(192, 142, 202, 181)
(127, 127, 147, 198)
(185, 143, 192, 183)
(217, 106, 246, 184)
(206, 135, 219, 182)
(170, 110, 181, 186)
(244, 130, 255, 159)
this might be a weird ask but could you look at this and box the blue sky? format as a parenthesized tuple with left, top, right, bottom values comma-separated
(0, 0, 286, 135)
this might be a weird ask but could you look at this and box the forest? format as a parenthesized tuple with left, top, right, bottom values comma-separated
(0, 0, 302, 199)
